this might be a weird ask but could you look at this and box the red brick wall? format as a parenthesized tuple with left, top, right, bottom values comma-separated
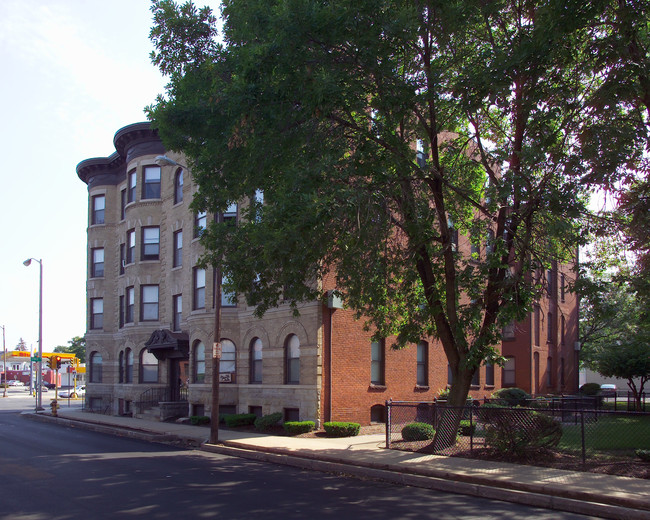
(325, 307, 504, 425)
(320, 261, 579, 426)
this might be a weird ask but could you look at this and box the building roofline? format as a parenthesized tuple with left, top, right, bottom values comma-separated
(77, 122, 163, 187)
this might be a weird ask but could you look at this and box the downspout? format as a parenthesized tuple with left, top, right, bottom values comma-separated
(575, 244, 580, 393)
(530, 303, 534, 395)
(328, 306, 333, 423)
(326, 290, 342, 423)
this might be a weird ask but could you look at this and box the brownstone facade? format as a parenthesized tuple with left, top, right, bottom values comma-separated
(78, 122, 579, 427)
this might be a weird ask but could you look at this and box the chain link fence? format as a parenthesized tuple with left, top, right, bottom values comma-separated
(386, 399, 650, 464)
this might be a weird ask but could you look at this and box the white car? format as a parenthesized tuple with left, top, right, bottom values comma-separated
(59, 385, 85, 398)
(6, 380, 24, 387)
(600, 384, 617, 397)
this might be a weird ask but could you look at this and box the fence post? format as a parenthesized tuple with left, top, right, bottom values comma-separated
(580, 410, 586, 465)
(469, 405, 474, 454)
(385, 399, 391, 449)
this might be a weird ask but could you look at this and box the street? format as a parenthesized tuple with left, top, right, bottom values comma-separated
(0, 392, 596, 520)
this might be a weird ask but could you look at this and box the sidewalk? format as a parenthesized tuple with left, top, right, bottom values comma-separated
(25, 407, 650, 520)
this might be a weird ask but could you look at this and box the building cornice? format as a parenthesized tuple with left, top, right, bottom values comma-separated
(77, 122, 165, 188)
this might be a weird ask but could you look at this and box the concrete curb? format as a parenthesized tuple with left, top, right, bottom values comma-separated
(202, 442, 650, 520)
(22, 411, 178, 443)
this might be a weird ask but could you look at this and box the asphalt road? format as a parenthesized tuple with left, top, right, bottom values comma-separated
(0, 393, 596, 520)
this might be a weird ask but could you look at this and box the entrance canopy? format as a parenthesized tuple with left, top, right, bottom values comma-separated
(144, 329, 189, 361)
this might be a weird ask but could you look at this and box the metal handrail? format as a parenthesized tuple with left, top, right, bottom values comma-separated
(135, 386, 188, 414)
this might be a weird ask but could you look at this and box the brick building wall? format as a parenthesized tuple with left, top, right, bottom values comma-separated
(79, 122, 579, 427)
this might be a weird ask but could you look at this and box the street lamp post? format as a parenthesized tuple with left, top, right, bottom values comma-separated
(1, 325, 6, 398)
(155, 155, 223, 443)
(23, 258, 44, 411)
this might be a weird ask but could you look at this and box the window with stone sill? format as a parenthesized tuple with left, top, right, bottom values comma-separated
(174, 168, 183, 204)
(91, 195, 105, 225)
(250, 337, 263, 383)
(127, 170, 136, 203)
(416, 341, 428, 386)
(141, 226, 160, 261)
(90, 298, 103, 330)
(370, 340, 385, 386)
(140, 350, 158, 383)
(194, 341, 205, 383)
(285, 334, 300, 385)
(91, 248, 104, 278)
(142, 165, 161, 199)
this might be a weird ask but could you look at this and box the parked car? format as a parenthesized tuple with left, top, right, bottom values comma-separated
(7, 380, 24, 387)
(43, 382, 56, 389)
(600, 383, 617, 397)
(59, 386, 85, 398)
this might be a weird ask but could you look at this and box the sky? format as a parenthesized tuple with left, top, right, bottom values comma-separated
(0, 0, 220, 354)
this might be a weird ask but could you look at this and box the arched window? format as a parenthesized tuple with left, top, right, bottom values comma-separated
(125, 348, 134, 383)
(250, 338, 262, 383)
(194, 341, 205, 383)
(140, 350, 158, 383)
(89, 352, 103, 383)
(118, 351, 124, 383)
(220, 339, 236, 375)
(174, 168, 183, 204)
(370, 404, 386, 424)
(285, 334, 300, 384)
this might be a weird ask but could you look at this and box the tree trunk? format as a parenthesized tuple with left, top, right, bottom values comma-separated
(429, 367, 474, 451)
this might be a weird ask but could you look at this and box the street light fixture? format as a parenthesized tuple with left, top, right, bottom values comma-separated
(154, 155, 185, 168)
(23, 258, 44, 411)
(155, 154, 223, 443)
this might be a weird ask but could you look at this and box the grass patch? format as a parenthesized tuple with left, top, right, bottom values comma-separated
(558, 414, 650, 453)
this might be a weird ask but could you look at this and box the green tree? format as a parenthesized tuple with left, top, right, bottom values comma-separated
(577, 245, 650, 411)
(54, 336, 86, 363)
(583, 0, 650, 295)
(148, 0, 639, 446)
(592, 339, 649, 411)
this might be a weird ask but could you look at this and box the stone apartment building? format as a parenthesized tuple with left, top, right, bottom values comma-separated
(77, 122, 579, 426)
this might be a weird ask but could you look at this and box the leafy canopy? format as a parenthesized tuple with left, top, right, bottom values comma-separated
(147, 0, 642, 408)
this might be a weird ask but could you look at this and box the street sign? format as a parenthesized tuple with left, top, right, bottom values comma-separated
(31, 357, 41, 362)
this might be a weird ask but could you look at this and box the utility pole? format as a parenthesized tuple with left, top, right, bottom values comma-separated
(209, 211, 223, 445)
(23, 258, 44, 411)
(154, 154, 224, 444)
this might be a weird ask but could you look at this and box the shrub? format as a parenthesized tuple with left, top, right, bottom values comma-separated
(491, 387, 531, 407)
(323, 421, 361, 438)
(636, 449, 650, 462)
(437, 388, 450, 400)
(223, 413, 257, 428)
(401, 422, 436, 441)
(484, 409, 562, 456)
(458, 420, 475, 436)
(283, 421, 315, 435)
(578, 383, 601, 396)
(190, 415, 210, 426)
(254, 412, 283, 432)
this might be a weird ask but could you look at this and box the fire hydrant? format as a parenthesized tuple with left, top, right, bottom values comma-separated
(50, 399, 59, 417)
